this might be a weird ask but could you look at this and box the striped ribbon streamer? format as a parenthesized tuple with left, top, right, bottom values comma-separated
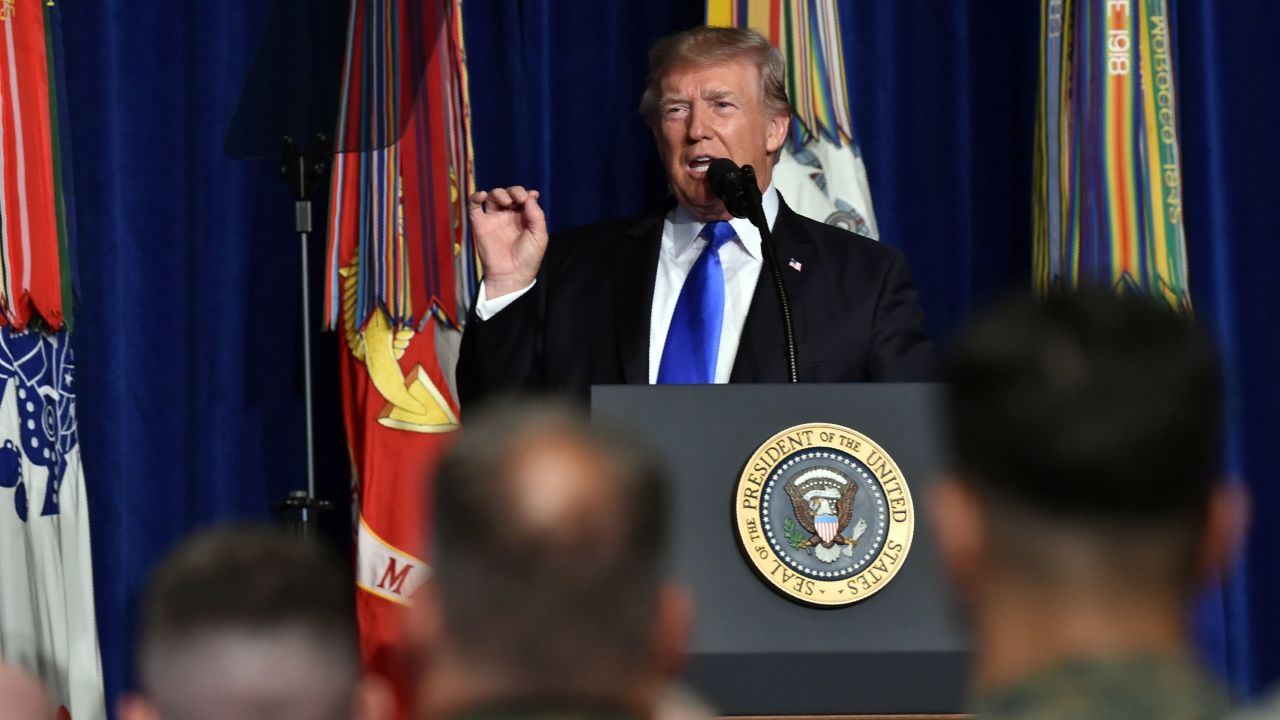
(707, 0, 855, 149)
(0, 2, 73, 330)
(1034, 0, 1190, 311)
(446, 0, 479, 322)
(324, 0, 475, 334)
(47, 1, 76, 327)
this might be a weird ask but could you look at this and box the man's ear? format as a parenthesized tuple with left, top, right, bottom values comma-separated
(1196, 480, 1250, 584)
(766, 112, 790, 156)
(653, 583, 693, 678)
(928, 474, 987, 600)
(117, 693, 161, 720)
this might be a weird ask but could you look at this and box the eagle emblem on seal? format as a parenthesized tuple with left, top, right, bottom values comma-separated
(782, 467, 868, 563)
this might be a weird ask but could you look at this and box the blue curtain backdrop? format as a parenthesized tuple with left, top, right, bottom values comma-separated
(59, 1, 353, 710)
(1177, 0, 1280, 698)
(58, 0, 1277, 714)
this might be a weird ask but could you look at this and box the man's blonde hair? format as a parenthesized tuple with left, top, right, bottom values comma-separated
(639, 26, 791, 126)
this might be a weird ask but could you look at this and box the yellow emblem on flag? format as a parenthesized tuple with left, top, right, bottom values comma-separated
(341, 263, 459, 434)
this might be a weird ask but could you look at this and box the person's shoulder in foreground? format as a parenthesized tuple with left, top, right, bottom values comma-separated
(978, 655, 1228, 720)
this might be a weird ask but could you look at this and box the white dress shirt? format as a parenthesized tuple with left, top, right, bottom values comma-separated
(475, 184, 781, 385)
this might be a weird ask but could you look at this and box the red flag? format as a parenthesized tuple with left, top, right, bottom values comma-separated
(325, 1, 475, 716)
(342, 308, 457, 710)
(0, 2, 67, 329)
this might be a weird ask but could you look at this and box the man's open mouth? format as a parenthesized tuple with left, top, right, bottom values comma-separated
(687, 155, 716, 175)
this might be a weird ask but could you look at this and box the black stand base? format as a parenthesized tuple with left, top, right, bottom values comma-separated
(279, 490, 334, 541)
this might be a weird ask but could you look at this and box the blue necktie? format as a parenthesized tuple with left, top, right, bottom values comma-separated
(657, 221, 737, 384)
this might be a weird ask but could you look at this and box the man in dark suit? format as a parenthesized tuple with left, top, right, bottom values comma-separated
(459, 26, 933, 408)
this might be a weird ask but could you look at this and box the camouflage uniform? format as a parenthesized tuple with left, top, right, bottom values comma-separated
(976, 655, 1230, 720)
(448, 704, 640, 720)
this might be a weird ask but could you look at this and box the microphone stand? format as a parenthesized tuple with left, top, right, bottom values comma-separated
(738, 166, 799, 383)
(279, 135, 334, 540)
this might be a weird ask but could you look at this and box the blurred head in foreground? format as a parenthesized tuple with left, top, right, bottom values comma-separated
(120, 525, 390, 720)
(933, 291, 1245, 715)
(417, 402, 687, 720)
(0, 662, 53, 720)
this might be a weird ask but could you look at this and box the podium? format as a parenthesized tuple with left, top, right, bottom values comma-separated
(592, 384, 970, 717)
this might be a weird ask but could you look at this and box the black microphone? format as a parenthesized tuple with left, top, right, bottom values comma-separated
(704, 158, 799, 382)
(707, 157, 759, 221)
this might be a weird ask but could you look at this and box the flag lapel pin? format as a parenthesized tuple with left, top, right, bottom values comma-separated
(788, 257, 803, 272)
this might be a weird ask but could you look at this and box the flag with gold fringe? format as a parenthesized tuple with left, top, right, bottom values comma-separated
(1034, 0, 1190, 310)
(707, 0, 878, 238)
(324, 0, 474, 715)
(0, 2, 106, 719)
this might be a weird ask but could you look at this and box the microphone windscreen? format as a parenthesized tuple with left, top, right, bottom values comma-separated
(707, 158, 740, 200)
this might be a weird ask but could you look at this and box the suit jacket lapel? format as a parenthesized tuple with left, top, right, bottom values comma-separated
(730, 195, 811, 383)
(611, 213, 664, 384)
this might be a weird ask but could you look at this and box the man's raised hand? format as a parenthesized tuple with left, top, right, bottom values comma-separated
(468, 186, 549, 299)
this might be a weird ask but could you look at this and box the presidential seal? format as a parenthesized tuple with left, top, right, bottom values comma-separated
(734, 423, 914, 607)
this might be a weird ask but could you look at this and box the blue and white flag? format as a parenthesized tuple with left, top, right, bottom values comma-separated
(710, 0, 879, 239)
(0, 328, 106, 720)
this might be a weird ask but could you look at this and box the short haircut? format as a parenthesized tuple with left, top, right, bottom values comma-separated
(137, 526, 357, 693)
(639, 25, 790, 126)
(945, 290, 1223, 526)
(432, 402, 669, 692)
